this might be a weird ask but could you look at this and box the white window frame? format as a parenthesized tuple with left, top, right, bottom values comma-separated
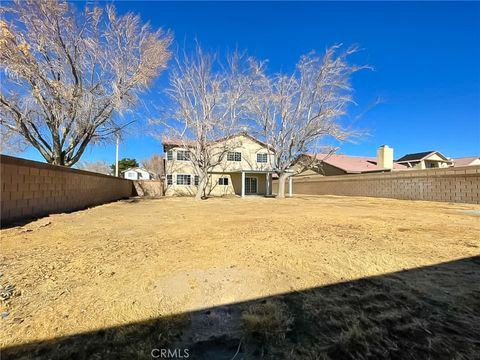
(176, 174, 191, 185)
(218, 177, 229, 186)
(166, 174, 173, 185)
(256, 153, 268, 163)
(227, 152, 241, 162)
(177, 150, 190, 161)
(194, 175, 199, 186)
(166, 150, 173, 161)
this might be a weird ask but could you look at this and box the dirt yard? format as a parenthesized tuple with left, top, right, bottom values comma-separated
(1, 195, 479, 359)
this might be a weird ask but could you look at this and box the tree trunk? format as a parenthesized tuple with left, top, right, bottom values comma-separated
(277, 173, 288, 199)
(195, 173, 208, 200)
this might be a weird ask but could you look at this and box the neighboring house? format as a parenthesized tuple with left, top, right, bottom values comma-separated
(452, 156, 480, 167)
(296, 145, 407, 176)
(396, 151, 452, 169)
(295, 146, 472, 178)
(163, 133, 276, 197)
(122, 167, 155, 180)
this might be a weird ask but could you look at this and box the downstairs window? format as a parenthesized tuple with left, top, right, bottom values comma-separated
(219, 177, 229, 186)
(176, 174, 191, 185)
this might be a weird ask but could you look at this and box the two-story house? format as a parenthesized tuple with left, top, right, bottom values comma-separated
(162, 133, 277, 197)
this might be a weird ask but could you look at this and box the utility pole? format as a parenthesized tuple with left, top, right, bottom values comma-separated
(115, 133, 119, 177)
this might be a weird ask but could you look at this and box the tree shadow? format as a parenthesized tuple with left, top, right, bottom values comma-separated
(1, 197, 133, 229)
(132, 180, 164, 198)
(2, 256, 479, 359)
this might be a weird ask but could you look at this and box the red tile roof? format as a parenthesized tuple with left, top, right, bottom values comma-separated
(309, 153, 408, 173)
(452, 156, 480, 166)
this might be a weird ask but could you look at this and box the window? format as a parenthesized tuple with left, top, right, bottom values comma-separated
(176, 174, 191, 185)
(166, 174, 173, 185)
(257, 153, 268, 163)
(219, 177, 229, 186)
(227, 152, 241, 162)
(194, 175, 199, 186)
(177, 150, 190, 161)
(166, 150, 173, 161)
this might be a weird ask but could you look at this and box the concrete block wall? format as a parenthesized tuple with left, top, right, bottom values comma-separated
(273, 166, 480, 204)
(1, 155, 134, 226)
(133, 180, 164, 197)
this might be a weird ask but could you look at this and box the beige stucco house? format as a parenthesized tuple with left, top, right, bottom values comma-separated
(163, 133, 281, 197)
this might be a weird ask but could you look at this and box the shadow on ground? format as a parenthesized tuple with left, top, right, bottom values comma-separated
(2, 257, 480, 360)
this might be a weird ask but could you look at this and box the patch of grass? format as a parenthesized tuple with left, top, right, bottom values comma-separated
(241, 300, 293, 344)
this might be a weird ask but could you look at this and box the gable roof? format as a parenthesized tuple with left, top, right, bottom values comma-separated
(162, 132, 274, 152)
(452, 156, 480, 166)
(162, 139, 196, 149)
(396, 151, 449, 163)
(121, 167, 154, 175)
(307, 153, 407, 173)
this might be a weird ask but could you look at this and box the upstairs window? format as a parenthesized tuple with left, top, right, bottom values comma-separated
(194, 175, 199, 186)
(166, 174, 173, 185)
(166, 150, 173, 161)
(257, 153, 268, 163)
(177, 150, 190, 161)
(227, 152, 241, 162)
(176, 174, 191, 185)
(219, 177, 229, 186)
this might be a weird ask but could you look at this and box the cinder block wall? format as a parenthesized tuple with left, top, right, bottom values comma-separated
(273, 166, 480, 204)
(1, 155, 134, 226)
(133, 180, 164, 197)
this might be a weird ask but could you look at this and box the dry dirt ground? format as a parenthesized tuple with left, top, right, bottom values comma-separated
(1, 195, 479, 359)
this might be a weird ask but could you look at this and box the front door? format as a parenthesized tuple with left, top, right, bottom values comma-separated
(245, 177, 258, 194)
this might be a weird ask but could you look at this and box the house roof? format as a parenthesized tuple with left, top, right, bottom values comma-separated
(121, 167, 154, 175)
(396, 151, 449, 163)
(162, 139, 196, 149)
(307, 153, 407, 173)
(452, 156, 480, 166)
(162, 132, 274, 152)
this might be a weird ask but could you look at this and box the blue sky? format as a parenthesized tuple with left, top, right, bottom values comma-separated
(20, 1, 480, 164)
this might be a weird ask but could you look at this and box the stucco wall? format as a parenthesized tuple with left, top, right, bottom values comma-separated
(1, 155, 134, 226)
(273, 166, 480, 204)
(164, 172, 270, 197)
(164, 135, 274, 176)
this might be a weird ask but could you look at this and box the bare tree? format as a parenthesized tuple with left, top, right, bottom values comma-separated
(141, 154, 164, 179)
(156, 46, 255, 200)
(248, 45, 367, 198)
(76, 160, 111, 175)
(0, 0, 172, 166)
(0, 125, 28, 154)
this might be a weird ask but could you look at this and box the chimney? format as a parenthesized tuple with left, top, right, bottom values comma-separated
(377, 145, 394, 170)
